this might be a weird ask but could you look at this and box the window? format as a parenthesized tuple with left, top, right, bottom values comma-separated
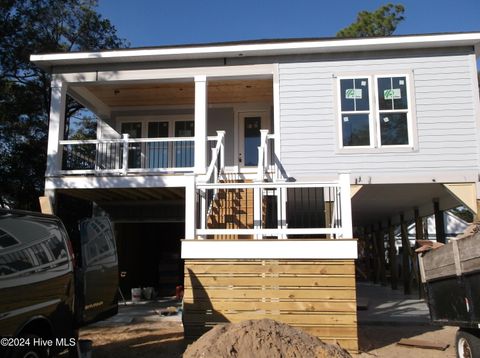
(376, 76, 409, 146)
(338, 74, 412, 149)
(339, 78, 371, 147)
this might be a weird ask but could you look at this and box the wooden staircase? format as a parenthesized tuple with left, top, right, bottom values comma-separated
(207, 178, 254, 240)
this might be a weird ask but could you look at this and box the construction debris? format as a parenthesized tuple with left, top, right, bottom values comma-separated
(183, 318, 352, 358)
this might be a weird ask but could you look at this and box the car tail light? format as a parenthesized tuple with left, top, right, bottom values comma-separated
(66, 239, 77, 269)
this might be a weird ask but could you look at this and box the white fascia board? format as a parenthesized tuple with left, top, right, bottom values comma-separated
(30, 33, 480, 70)
(45, 174, 194, 190)
(181, 239, 358, 259)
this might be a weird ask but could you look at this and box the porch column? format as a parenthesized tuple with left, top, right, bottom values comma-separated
(46, 76, 67, 176)
(194, 75, 207, 174)
(185, 177, 196, 240)
(339, 173, 353, 238)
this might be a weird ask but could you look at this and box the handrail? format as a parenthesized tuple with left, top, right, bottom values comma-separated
(60, 136, 195, 145)
(204, 131, 225, 184)
(256, 129, 269, 181)
(196, 173, 353, 240)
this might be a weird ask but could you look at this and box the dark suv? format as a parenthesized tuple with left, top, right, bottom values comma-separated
(0, 209, 119, 358)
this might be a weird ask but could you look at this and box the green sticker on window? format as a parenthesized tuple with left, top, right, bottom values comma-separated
(345, 88, 362, 99)
(384, 88, 401, 100)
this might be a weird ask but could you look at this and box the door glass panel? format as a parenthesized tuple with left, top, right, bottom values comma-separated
(147, 122, 169, 168)
(121, 122, 142, 169)
(174, 121, 194, 167)
(244, 117, 261, 166)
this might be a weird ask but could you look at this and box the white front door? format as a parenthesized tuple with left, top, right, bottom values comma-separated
(238, 112, 268, 169)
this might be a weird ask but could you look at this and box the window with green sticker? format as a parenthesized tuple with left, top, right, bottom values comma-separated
(339, 78, 371, 147)
(377, 76, 409, 146)
(337, 75, 412, 149)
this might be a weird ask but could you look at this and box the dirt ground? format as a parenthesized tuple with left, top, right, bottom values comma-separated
(79, 322, 457, 357)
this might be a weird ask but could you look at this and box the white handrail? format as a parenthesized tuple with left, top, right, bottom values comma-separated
(256, 129, 269, 181)
(204, 131, 225, 183)
(60, 136, 195, 145)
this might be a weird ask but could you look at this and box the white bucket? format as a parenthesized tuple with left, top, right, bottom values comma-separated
(131, 287, 142, 303)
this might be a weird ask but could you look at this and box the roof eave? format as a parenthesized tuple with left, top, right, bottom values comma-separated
(30, 32, 480, 71)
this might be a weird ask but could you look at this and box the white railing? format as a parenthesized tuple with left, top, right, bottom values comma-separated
(195, 173, 353, 240)
(59, 134, 195, 175)
(204, 131, 225, 184)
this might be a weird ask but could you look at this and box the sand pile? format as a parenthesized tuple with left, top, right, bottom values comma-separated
(183, 319, 352, 358)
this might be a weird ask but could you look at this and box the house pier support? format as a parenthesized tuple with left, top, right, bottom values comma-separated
(400, 214, 411, 295)
(387, 219, 398, 290)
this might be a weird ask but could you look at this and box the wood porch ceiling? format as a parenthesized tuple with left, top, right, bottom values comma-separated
(57, 187, 184, 203)
(85, 79, 273, 107)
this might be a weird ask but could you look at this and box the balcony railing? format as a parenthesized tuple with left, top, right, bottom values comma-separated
(195, 174, 353, 240)
(59, 134, 195, 175)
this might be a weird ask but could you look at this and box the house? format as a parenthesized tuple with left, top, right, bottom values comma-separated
(31, 32, 480, 353)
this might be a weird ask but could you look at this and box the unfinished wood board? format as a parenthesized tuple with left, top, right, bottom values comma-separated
(183, 259, 358, 353)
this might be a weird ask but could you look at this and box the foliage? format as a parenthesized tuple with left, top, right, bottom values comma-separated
(337, 3, 405, 38)
(0, 0, 127, 209)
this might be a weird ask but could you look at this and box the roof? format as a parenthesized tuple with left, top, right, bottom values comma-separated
(30, 32, 480, 71)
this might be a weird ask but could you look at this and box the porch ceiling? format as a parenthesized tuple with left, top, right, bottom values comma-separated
(57, 187, 184, 203)
(81, 79, 272, 107)
(351, 183, 462, 227)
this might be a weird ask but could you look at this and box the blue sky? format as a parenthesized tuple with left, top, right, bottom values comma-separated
(97, 0, 480, 47)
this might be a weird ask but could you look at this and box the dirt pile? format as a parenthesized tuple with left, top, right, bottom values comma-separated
(183, 319, 352, 358)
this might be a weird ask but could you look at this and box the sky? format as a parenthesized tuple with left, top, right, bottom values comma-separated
(97, 0, 480, 48)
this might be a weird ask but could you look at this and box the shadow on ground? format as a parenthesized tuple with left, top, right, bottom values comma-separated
(358, 324, 442, 352)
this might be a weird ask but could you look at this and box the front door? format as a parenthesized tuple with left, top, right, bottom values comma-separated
(238, 113, 268, 168)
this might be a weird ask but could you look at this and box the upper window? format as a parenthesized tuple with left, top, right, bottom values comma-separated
(339, 78, 371, 147)
(376, 76, 409, 146)
(338, 75, 412, 149)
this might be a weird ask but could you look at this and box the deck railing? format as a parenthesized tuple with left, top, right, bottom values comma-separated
(59, 134, 195, 175)
(195, 174, 353, 239)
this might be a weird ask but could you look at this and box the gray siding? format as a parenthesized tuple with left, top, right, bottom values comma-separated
(207, 107, 235, 166)
(278, 52, 479, 180)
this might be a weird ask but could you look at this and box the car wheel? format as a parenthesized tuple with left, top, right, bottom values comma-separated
(10, 335, 47, 358)
(456, 329, 480, 358)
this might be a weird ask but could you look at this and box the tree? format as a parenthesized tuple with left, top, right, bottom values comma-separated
(337, 3, 405, 38)
(0, 0, 128, 209)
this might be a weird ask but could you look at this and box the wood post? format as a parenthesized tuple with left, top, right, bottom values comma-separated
(434, 200, 446, 244)
(388, 219, 398, 290)
(370, 224, 379, 284)
(414, 208, 424, 298)
(400, 213, 411, 295)
(377, 223, 387, 286)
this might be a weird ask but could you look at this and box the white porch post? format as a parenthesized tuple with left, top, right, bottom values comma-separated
(46, 76, 67, 176)
(194, 75, 207, 174)
(339, 173, 353, 238)
(185, 177, 197, 240)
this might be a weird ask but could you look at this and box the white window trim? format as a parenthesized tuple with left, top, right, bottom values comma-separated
(374, 74, 414, 149)
(116, 114, 194, 138)
(335, 72, 417, 153)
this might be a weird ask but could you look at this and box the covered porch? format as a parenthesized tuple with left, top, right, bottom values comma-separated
(46, 64, 278, 181)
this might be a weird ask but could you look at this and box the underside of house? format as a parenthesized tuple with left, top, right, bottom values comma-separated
(32, 32, 480, 353)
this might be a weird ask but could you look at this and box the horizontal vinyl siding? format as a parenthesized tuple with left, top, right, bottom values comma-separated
(278, 53, 479, 179)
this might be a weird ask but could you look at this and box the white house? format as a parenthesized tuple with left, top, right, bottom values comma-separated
(31, 32, 480, 352)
